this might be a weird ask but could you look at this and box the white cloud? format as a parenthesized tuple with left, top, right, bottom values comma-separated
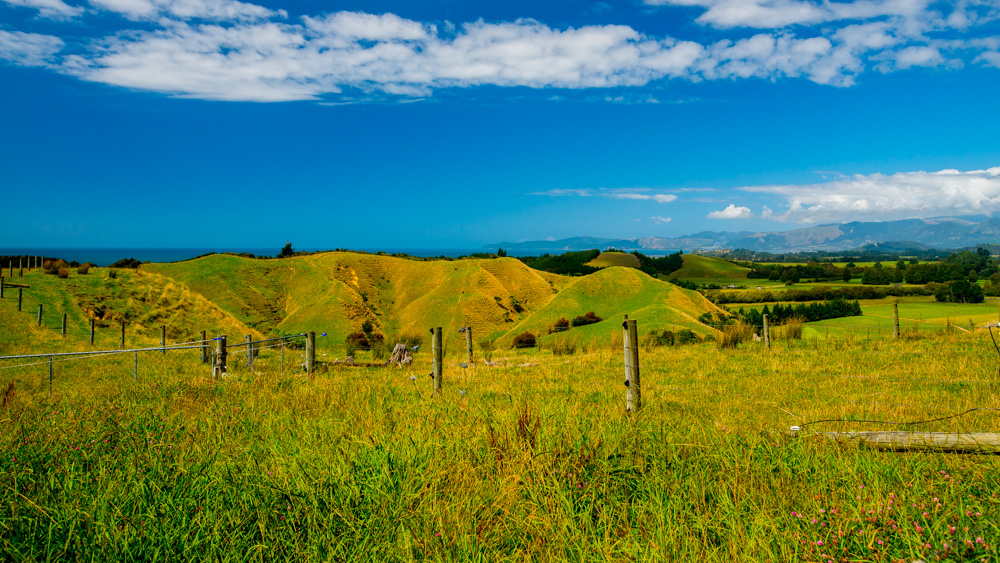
(88, 0, 284, 21)
(707, 204, 753, 219)
(643, 0, 940, 30)
(742, 166, 1000, 223)
(532, 188, 677, 203)
(891, 45, 945, 69)
(2, 2, 998, 101)
(645, 0, 829, 28)
(650, 215, 672, 223)
(1, 0, 83, 19)
(0, 30, 63, 66)
(530, 188, 593, 197)
(611, 192, 678, 202)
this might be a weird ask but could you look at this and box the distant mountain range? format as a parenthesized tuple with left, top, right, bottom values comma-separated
(489, 216, 1000, 254)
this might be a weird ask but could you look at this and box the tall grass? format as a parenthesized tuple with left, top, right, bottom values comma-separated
(715, 321, 755, 348)
(772, 316, 804, 340)
(2, 313, 1000, 560)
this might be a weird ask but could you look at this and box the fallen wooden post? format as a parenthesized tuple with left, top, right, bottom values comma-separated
(788, 430, 1000, 453)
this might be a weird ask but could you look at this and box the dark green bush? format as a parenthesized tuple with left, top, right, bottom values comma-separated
(512, 331, 536, 348)
(571, 312, 602, 327)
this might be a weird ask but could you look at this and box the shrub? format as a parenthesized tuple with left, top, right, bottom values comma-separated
(676, 329, 699, 345)
(77, 263, 93, 275)
(346, 332, 370, 350)
(57, 268, 69, 279)
(512, 331, 536, 348)
(107, 269, 118, 279)
(571, 311, 603, 327)
(648, 330, 676, 347)
(510, 296, 525, 313)
(43, 259, 68, 275)
(550, 318, 570, 334)
(109, 258, 142, 269)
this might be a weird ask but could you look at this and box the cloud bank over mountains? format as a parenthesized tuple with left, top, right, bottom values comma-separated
(701, 167, 1000, 224)
(0, 0, 998, 101)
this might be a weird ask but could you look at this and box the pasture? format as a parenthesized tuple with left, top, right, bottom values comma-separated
(2, 294, 1000, 561)
(585, 251, 641, 269)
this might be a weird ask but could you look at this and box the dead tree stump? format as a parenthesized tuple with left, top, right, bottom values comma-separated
(386, 343, 413, 366)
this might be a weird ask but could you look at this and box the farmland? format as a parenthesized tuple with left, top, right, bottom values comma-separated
(1, 253, 999, 561)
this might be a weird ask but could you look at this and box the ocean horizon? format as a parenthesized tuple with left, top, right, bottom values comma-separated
(0, 247, 496, 267)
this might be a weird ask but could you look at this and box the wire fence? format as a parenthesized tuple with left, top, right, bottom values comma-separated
(0, 333, 311, 399)
(3, 269, 1000, 439)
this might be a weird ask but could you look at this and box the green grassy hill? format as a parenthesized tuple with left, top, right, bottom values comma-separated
(586, 252, 641, 269)
(496, 267, 721, 347)
(2, 252, 722, 355)
(0, 267, 258, 355)
(671, 254, 751, 283)
(146, 253, 570, 351)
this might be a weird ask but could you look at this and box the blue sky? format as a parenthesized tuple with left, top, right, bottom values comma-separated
(2, 0, 1000, 250)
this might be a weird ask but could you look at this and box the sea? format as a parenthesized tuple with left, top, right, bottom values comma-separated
(0, 248, 492, 267)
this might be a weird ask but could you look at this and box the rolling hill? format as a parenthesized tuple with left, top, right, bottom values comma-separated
(496, 266, 720, 347)
(2, 252, 723, 355)
(671, 254, 751, 282)
(586, 252, 641, 269)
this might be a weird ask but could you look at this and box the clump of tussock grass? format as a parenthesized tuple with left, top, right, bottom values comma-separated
(772, 316, 805, 340)
(716, 321, 755, 348)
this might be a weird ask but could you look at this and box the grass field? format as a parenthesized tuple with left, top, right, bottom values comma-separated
(670, 255, 752, 284)
(585, 252, 641, 269)
(725, 296, 1000, 339)
(2, 291, 1000, 561)
(4, 256, 1000, 561)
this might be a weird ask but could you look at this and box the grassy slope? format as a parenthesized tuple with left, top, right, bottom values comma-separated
(0, 268, 257, 351)
(586, 252, 640, 269)
(147, 253, 568, 351)
(146, 253, 719, 352)
(497, 267, 721, 346)
(672, 254, 751, 282)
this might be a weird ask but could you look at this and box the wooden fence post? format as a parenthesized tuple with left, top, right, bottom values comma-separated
(17, 288, 22, 311)
(0, 275, 4, 298)
(161, 326, 166, 354)
(90, 319, 95, 344)
(120, 321, 125, 349)
(893, 303, 900, 339)
(622, 314, 630, 395)
(61, 314, 67, 336)
(432, 327, 443, 394)
(625, 318, 641, 413)
(200, 330, 208, 363)
(214, 336, 227, 378)
(305, 331, 316, 376)
(19, 257, 23, 277)
(458, 326, 474, 364)
(763, 314, 771, 350)
(246, 334, 254, 370)
(37, 304, 42, 327)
